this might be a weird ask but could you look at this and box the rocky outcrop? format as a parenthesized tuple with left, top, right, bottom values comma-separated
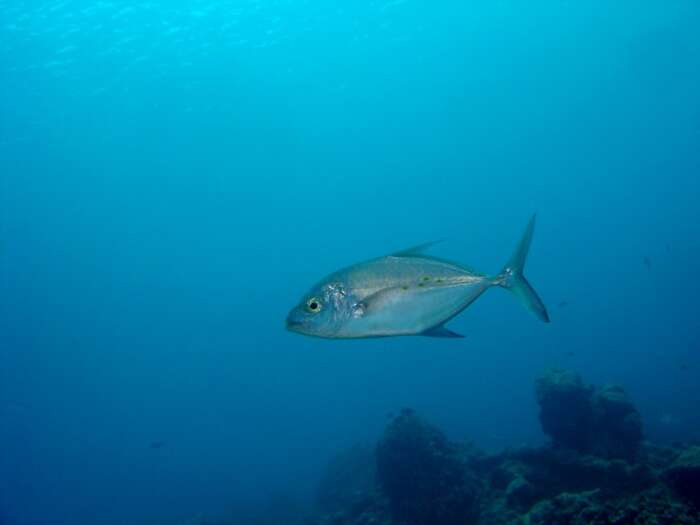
(487, 446, 655, 505)
(589, 385, 644, 461)
(535, 369, 643, 460)
(527, 487, 700, 525)
(536, 368, 593, 452)
(308, 371, 699, 525)
(376, 409, 481, 525)
(664, 445, 700, 506)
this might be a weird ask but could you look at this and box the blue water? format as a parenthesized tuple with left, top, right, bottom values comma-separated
(1, 1, 699, 524)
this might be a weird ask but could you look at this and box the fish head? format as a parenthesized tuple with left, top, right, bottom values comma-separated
(286, 280, 353, 338)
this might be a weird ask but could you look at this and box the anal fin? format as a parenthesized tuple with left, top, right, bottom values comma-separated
(422, 325, 464, 338)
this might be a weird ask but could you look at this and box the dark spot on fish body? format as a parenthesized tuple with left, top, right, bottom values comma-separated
(418, 282, 425, 287)
(436, 278, 444, 283)
(422, 276, 431, 281)
(401, 285, 409, 290)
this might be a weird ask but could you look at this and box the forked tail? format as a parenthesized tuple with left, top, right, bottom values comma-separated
(494, 214, 550, 322)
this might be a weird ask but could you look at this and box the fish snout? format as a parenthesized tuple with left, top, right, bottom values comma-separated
(285, 309, 306, 331)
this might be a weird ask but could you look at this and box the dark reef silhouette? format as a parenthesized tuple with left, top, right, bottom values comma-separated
(536, 368, 643, 461)
(307, 369, 700, 525)
(376, 408, 481, 525)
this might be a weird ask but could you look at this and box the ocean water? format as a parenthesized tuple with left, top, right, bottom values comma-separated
(1, 1, 699, 524)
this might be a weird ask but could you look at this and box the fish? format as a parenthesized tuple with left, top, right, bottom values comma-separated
(643, 256, 652, 269)
(286, 215, 549, 339)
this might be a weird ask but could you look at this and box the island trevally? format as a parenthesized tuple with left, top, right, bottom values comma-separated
(286, 215, 549, 339)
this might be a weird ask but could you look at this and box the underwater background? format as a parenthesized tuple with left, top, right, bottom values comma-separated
(1, 1, 699, 524)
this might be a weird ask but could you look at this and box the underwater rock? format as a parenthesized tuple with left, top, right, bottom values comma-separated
(535, 369, 593, 452)
(376, 409, 481, 525)
(590, 385, 644, 461)
(535, 369, 643, 460)
(528, 490, 605, 525)
(489, 446, 655, 507)
(308, 493, 391, 525)
(527, 487, 700, 525)
(664, 446, 700, 507)
(309, 373, 696, 525)
(331, 496, 389, 525)
(641, 442, 681, 470)
(505, 476, 537, 509)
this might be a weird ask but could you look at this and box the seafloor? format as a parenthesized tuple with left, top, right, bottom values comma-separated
(304, 369, 700, 525)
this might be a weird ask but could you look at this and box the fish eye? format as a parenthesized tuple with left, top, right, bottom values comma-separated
(307, 298, 322, 313)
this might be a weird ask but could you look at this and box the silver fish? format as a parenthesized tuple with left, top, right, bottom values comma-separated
(286, 215, 549, 339)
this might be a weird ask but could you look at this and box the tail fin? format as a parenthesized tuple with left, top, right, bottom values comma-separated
(495, 214, 550, 322)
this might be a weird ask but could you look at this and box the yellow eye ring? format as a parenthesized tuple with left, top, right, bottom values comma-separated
(307, 298, 322, 313)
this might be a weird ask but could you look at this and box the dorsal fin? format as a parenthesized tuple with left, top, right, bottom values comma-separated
(392, 240, 443, 258)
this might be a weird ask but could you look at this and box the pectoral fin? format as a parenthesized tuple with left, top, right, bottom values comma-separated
(359, 285, 471, 338)
(422, 325, 464, 338)
(358, 287, 401, 314)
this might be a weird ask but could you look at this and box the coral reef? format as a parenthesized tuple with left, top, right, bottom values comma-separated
(307, 369, 700, 525)
(664, 445, 700, 506)
(589, 384, 644, 460)
(535, 368, 592, 452)
(376, 409, 481, 525)
(526, 487, 700, 525)
(536, 369, 643, 461)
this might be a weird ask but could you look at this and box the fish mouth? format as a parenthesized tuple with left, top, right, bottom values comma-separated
(285, 313, 305, 331)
